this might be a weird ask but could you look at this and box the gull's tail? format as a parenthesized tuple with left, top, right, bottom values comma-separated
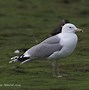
(9, 55, 30, 65)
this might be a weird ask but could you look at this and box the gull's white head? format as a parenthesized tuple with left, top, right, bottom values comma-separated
(62, 23, 83, 33)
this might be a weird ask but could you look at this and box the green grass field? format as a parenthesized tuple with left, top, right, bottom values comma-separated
(0, 0, 89, 90)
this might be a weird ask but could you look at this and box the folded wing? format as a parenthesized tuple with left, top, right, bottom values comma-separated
(24, 35, 63, 58)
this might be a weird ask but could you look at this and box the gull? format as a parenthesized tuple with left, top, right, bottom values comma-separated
(9, 23, 83, 77)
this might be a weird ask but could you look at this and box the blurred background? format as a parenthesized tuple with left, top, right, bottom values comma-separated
(0, 0, 89, 90)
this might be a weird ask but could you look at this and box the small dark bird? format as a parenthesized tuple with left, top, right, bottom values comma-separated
(49, 19, 70, 36)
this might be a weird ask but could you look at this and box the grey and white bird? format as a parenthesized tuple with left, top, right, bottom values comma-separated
(9, 23, 83, 77)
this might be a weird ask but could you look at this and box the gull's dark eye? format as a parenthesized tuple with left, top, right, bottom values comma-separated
(69, 27, 72, 28)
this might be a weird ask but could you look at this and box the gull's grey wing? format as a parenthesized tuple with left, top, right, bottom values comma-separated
(24, 43, 62, 58)
(41, 35, 60, 44)
(24, 35, 63, 58)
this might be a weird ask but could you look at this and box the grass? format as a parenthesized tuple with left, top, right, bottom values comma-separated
(0, 0, 89, 90)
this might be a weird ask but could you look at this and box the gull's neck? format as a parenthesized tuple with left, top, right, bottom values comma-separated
(60, 32, 75, 34)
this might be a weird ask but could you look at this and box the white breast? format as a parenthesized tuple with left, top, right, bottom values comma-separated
(48, 33, 78, 59)
(58, 33, 78, 57)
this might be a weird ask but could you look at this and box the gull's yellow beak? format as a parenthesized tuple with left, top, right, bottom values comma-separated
(75, 28, 83, 32)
